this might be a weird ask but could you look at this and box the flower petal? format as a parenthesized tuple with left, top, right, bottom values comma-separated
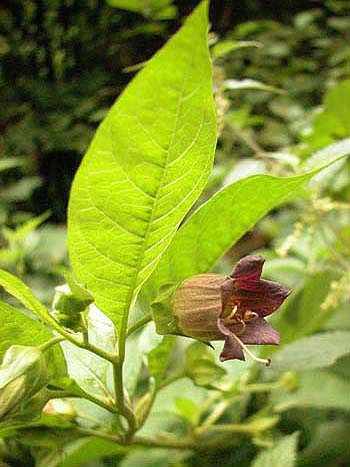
(231, 255, 265, 281)
(217, 318, 244, 361)
(240, 319, 280, 345)
(220, 276, 234, 314)
(233, 279, 290, 317)
(220, 336, 245, 362)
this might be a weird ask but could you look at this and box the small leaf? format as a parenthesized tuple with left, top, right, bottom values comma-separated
(68, 1, 216, 335)
(185, 342, 226, 388)
(224, 79, 285, 94)
(271, 331, 350, 372)
(175, 397, 199, 425)
(0, 157, 26, 173)
(252, 432, 299, 467)
(147, 336, 175, 387)
(107, 0, 177, 19)
(212, 40, 262, 58)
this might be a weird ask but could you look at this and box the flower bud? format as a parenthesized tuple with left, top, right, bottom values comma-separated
(0, 345, 49, 422)
(52, 281, 93, 331)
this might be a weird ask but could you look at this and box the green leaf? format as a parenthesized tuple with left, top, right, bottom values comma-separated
(59, 437, 126, 467)
(224, 79, 285, 94)
(107, 0, 176, 19)
(185, 342, 226, 388)
(68, 1, 216, 334)
(61, 306, 115, 398)
(300, 421, 350, 467)
(0, 268, 62, 329)
(147, 336, 175, 387)
(120, 448, 189, 467)
(271, 269, 338, 345)
(252, 432, 299, 467)
(175, 397, 199, 425)
(0, 300, 66, 380)
(273, 371, 350, 412)
(0, 300, 51, 358)
(0, 157, 26, 173)
(306, 81, 350, 149)
(142, 162, 343, 305)
(271, 331, 350, 372)
(302, 138, 350, 188)
(212, 40, 262, 58)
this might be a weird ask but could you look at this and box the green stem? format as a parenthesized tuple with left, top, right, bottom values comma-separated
(47, 388, 115, 413)
(44, 316, 116, 363)
(38, 336, 64, 351)
(113, 361, 137, 438)
(198, 423, 255, 435)
(126, 314, 152, 336)
(240, 380, 284, 393)
(78, 428, 196, 449)
(158, 371, 186, 390)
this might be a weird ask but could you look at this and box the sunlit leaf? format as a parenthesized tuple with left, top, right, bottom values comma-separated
(68, 2, 216, 334)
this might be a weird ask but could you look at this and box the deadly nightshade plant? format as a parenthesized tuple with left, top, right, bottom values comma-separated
(0, 1, 347, 459)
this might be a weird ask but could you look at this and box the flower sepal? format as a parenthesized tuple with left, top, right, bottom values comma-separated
(151, 283, 182, 336)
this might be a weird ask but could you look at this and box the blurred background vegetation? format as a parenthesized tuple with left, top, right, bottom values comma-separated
(0, 0, 349, 466)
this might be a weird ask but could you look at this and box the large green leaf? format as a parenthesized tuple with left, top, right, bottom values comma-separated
(68, 1, 216, 335)
(271, 331, 350, 372)
(252, 432, 299, 467)
(141, 169, 333, 305)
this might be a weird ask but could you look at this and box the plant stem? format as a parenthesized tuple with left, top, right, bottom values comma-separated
(44, 316, 116, 363)
(78, 428, 197, 449)
(126, 314, 152, 336)
(198, 423, 255, 435)
(38, 336, 64, 351)
(47, 388, 115, 413)
(240, 380, 284, 393)
(113, 361, 137, 438)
